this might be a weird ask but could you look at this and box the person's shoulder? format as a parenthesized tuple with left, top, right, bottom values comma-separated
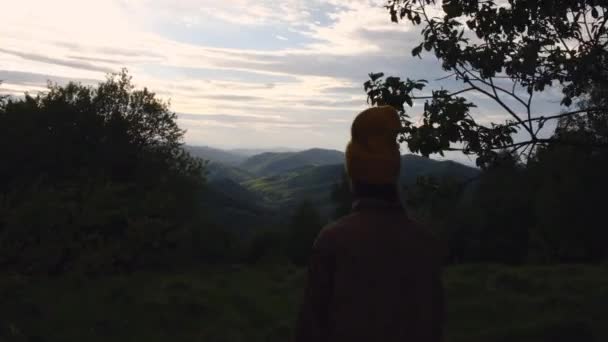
(324, 211, 368, 234)
(313, 212, 362, 248)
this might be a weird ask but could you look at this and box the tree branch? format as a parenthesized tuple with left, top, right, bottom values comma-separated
(411, 87, 476, 100)
(454, 66, 535, 137)
(463, 66, 530, 109)
(488, 74, 533, 136)
(526, 84, 534, 138)
(516, 142, 531, 160)
(499, 138, 608, 151)
(505, 107, 607, 128)
(592, 9, 608, 43)
(435, 73, 457, 81)
(526, 141, 537, 161)
(582, 8, 593, 42)
(536, 138, 608, 148)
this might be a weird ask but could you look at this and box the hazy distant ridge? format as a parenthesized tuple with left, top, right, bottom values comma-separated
(191, 146, 479, 233)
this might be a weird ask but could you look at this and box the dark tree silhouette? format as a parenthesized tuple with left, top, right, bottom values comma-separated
(0, 70, 211, 274)
(366, 0, 608, 167)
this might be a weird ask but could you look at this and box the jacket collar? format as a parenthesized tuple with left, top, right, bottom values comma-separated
(351, 197, 405, 214)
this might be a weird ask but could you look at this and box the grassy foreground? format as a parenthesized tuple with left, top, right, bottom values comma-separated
(1, 264, 607, 342)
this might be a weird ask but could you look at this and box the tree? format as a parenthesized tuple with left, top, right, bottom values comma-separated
(367, 0, 608, 263)
(526, 86, 608, 262)
(0, 70, 203, 190)
(366, 0, 608, 167)
(286, 200, 323, 266)
(0, 70, 209, 274)
(405, 141, 608, 263)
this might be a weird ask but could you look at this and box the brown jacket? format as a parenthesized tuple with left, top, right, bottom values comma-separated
(295, 198, 445, 342)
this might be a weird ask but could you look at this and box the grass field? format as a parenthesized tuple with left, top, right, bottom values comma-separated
(1, 264, 607, 342)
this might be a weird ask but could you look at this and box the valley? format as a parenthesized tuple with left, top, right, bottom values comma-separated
(188, 146, 480, 235)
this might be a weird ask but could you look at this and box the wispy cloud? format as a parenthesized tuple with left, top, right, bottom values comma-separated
(0, 0, 562, 157)
(0, 48, 115, 73)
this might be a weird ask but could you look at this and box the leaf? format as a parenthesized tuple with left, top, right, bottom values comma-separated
(591, 7, 599, 19)
(414, 14, 421, 25)
(443, 1, 463, 18)
(369, 72, 384, 82)
(390, 8, 398, 22)
(414, 82, 426, 90)
(404, 96, 413, 107)
(412, 44, 423, 57)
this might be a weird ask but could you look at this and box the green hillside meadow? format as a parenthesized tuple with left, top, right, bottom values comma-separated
(1, 264, 607, 342)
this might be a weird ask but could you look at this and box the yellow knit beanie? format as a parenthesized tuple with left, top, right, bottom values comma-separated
(345, 106, 401, 184)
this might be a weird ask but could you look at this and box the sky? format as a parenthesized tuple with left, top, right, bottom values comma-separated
(0, 0, 566, 166)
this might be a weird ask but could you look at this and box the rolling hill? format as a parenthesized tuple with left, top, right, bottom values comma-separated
(399, 154, 479, 185)
(228, 147, 300, 156)
(239, 148, 344, 176)
(184, 145, 248, 166)
(238, 154, 479, 218)
(189, 146, 480, 230)
(242, 164, 344, 217)
(201, 177, 278, 237)
(206, 161, 256, 183)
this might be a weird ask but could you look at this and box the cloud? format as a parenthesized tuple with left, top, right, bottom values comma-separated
(300, 98, 367, 108)
(67, 55, 124, 65)
(202, 94, 265, 102)
(95, 47, 164, 59)
(322, 85, 362, 94)
(179, 113, 284, 123)
(0, 70, 99, 87)
(0, 48, 116, 74)
(0, 0, 564, 157)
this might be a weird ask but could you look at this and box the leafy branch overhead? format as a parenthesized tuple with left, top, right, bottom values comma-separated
(366, 0, 608, 168)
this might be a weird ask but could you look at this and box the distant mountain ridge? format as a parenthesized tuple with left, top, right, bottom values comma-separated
(228, 147, 300, 157)
(184, 146, 247, 166)
(239, 148, 344, 176)
(399, 154, 479, 185)
(184, 145, 302, 165)
(189, 146, 480, 232)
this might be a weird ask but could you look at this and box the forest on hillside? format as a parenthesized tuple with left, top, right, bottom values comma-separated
(2, 69, 605, 272)
(1, 0, 608, 341)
